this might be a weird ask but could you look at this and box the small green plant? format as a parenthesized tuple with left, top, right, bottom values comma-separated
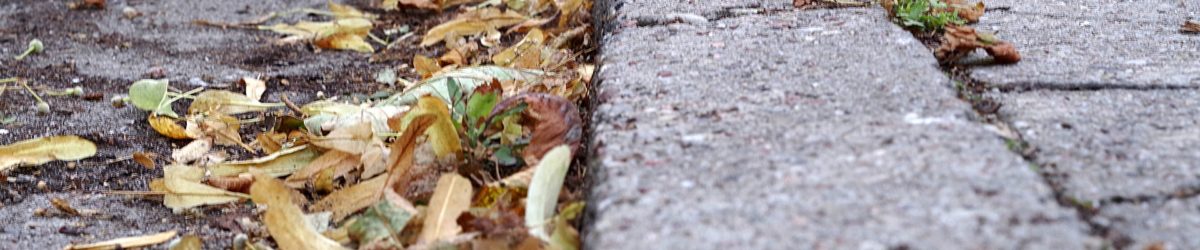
(893, 0, 964, 31)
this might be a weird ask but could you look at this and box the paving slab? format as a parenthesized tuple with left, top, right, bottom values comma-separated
(991, 89, 1200, 201)
(966, 0, 1200, 88)
(1095, 197, 1200, 249)
(586, 7, 1099, 249)
(607, 0, 791, 22)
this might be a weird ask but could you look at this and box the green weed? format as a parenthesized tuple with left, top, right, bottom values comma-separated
(892, 0, 964, 31)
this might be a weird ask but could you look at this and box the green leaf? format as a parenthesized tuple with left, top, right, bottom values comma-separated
(525, 145, 572, 241)
(348, 199, 414, 248)
(128, 79, 180, 118)
(466, 91, 499, 126)
(378, 66, 544, 106)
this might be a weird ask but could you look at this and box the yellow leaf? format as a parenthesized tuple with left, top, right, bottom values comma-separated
(0, 135, 96, 172)
(418, 173, 472, 243)
(133, 151, 157, 170)
(492, 28, 545, 68)
(209, 145, 319, 177)
(311, 121, 373, 154)
(242, 77, 267, 101)
(414, 55, 442, 79)
(263, 18, 375, 53)
(399, 96, 460, 158)
(285, 150, 360, 188)
(189, 90, 283, 115)
(148, 115, 191, 139)
(312, 174, 388, 222)
(525, 145, 572, 240)
(64, 231, 178, 250)
(250, 174, 349, 250)
(420, 8, 527, 47)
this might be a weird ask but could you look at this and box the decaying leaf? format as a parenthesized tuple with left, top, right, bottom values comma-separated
(418, 173, 473, 244)
(311, 121, 374, 154)
(133, 151, 158, 169)
(489, 93, 582, 165)
(1183, 20, 1200, 33)
(209, 145, 319, 177)
(207, 174, 255, 193)
(524, 145, 571, 241)
(548, 201, 583, 250)
(189, 90, 283, 115)
(189, 113, 247, 149)
(171, 138, 212, 163)
(380, 66, 544, 106)
(313, 174, 390, 222)
(51, 197, 81, 216)
(420, 8, 528, 47)
(934, 25, 1020, 64)
(492, 29, 546, 68)
(250, 174, 349, 250)
(348, 196, 418, 248)
(950, 1, 985, 23)
(149, 115, 192, 139)
(0, 135, 97, 172)
(153, 164, 249, 211)
(64, 231, 178, 250)
(286, 150, 360, 187)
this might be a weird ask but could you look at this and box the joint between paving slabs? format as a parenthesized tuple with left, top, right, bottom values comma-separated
(987, 82, 1200, 93)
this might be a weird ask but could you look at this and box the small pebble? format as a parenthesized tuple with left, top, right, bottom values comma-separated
(37, 181, 47, 190)
(0, 129, 8, 135)
(67, 162, 77, 170)
(122, 6, 141, 19)
(144, 66, 166, 78)
(187, 77, 208, 87)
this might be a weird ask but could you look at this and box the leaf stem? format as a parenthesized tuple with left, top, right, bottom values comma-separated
(17, 79, 47, 105)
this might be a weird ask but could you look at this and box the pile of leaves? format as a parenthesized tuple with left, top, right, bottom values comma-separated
(4, 0, 595, 249)
(882, 0, 1020, 64)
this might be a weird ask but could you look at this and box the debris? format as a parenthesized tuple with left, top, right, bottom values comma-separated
(64, 231, 178, 250)
(152, 164, 249, 211)
(13, 39, 44, 61)
(133, 152, 158, 169)
(168, 234, 203, 250)
(0, 135, 97, 172)
(122, 6, 141, 19)
(380, 66, 544, 106)
(934, 25, 1021, 64)
(420, 8, 528, 47)
(1183, 20, 1200, 33)
(260, 3, 375, 53)
(209, 145, 319, 177)
(50, 197, 81, 216)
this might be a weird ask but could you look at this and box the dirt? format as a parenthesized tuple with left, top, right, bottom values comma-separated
(0, 0, 455, 248)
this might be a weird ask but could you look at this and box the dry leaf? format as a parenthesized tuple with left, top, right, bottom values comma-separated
(384, 112, 436, 198)
(172, 138, 212, 163)
(934, 25, 1021, 64)
(243, 77, 267, 101)
(154, 164, 249, 211)
(286, 150, 360, 188)
(525, 145, 571, 241)
(209, 145, 319, 177)
(381, 66, 544, 106)
(133, 152, 158, 169)
(1183, 20, 1200, 33)
(489, 93, 581, 165)
(418, 173, 473, 243)
(492, 29, 545, 68)
(51, 197, 81, 216)
(420, 8, 528, 47)
(250, 174, 349, 250)
(312, 174, 389, 222)
(207, 174, 255, 193)
(0, 135, 97, 172)
(399, 96, 461, 158)
(261, 4, 375, 53)
(311, 121, 373, 154)
(190, 90, 283, 115)
(64, 231, 177, 250)
(149, 115, 192, 139)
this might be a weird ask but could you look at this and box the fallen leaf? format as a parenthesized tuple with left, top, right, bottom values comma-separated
(169, 234, 203, 250)
(209, 145, 320, 177)
(189, 90, 283, 115)
(489, 93, 582, 165)
(64, 231, 177, 250)
(171, 138, 212, 163)
(250, 174, 349, 250)
(548, 202, 583, 250)
(207, 174, 255, 193)
(553, 0, 584, 28)
(261, 3, 375, 53)
(348, 197, 418, 248)
(311, 121, 373, 154)
(286, 150, 360, 188)
(51, 197, 81, 216)
(0, 135, 97, 172)
(934, 25, 1020, 64)
(149, 115, 192, 139)
(420, 8, 528, 47)
(190, 113, 247, 149)
(154, 164, 249, 211)
(398, 96, 461, 158)
(419, 173, 473, 243)
(492, 29, 546, 68)
(243, 77, 267, 101)
(525, 145, 571, 241)
(313, 174, 389, 222)
(951, 1, 985, 23)
(1183, 20, 1200, 33)
(133, 151, 158, 169)
(380, 66, 544, 106)
(414, 55, 443, 79)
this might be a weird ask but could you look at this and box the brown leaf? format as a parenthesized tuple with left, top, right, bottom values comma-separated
(1183, 20, 1200, 33)
(286, 150, 360, 188)
(983, 42, 1021, 64)
(51, 197, 81, 216)
(793, 0, 813, 8)
(384, 112, 436, 196)
(418, 173, 473, 244)
(250, 174, 348, 250)
(488, 93, 582, 165)
(207, 174, 255, 193)
(953, 2, 985, 23)
(312, 174, 389, 222)
(420, 8, 528, 47)
(209, 145, 320, 177)
(133, 152, 157, 170)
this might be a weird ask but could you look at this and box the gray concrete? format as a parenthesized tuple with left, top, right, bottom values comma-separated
(586, 7, 1099, 249)
(991, 89, 1200, 201)
(966, 0, 1200, 88)
(1096, 197, 1200, 249)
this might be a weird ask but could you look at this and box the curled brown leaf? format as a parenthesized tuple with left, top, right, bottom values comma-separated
(487, 93, 582, 165)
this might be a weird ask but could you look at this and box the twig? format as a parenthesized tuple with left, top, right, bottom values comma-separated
(281, 93, 304, 114)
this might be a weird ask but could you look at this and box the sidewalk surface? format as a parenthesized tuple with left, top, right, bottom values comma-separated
(585, 0, 1200, 249)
